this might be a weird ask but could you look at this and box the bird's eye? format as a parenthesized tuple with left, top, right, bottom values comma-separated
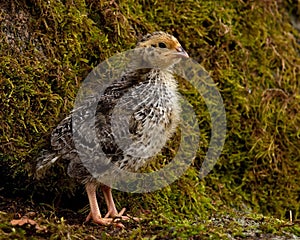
(158, 42, 167, 48)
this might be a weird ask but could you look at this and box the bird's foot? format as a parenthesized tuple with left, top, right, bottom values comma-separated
(85, 212, 125, 228)
(105, 208, 141, 222)
(104, 207, 127, 219)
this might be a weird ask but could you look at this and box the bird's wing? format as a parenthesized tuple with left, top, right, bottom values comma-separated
(50, 69, 151, 155)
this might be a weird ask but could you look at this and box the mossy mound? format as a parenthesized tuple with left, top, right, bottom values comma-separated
(0, 0, 299, 238)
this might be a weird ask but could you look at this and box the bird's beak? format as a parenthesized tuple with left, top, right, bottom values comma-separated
(174, 46, 189, 58)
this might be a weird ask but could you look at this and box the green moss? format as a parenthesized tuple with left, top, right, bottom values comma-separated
(0, 0, 300, 238)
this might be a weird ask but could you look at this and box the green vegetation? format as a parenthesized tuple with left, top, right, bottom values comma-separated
(0, 0, 299, 239)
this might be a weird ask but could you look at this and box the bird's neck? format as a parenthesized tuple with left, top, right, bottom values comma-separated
(146, 68, 177, 88)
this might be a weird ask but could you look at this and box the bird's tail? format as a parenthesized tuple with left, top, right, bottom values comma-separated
(35, 150, 60, 179)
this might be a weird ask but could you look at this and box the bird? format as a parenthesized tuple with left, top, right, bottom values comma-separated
(36, 31, 189, 227)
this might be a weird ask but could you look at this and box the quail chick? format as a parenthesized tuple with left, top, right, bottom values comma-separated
(36, 31, 189, 227)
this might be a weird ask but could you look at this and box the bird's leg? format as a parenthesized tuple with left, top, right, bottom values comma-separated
(85, 182, 124, 227)
(101, 185, 128, 220)
(101, 185, 140, 222)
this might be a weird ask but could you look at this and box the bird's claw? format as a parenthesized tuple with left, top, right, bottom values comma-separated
(85, 207, 140, 228)
(85, 213, 125, 228)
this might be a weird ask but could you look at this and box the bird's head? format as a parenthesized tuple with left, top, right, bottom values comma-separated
(135, 31, 189, 70)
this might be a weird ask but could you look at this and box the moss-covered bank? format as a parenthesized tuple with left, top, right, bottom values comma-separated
(0, 0, 299, 238)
